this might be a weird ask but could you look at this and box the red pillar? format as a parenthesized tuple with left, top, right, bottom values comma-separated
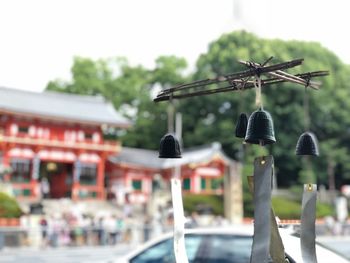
(97, 157, 105, 199)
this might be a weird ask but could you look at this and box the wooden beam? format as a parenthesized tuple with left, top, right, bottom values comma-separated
(238, 60, 320, 90)
(158, 58, 304, 96)
(154, 71, 329, 102)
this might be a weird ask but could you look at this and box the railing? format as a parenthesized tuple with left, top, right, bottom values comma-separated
(0, 218, 20, 227)
(75, 185, 104, 200)
(11, 183, 37, 199)
(0, 135, 121, 152)
(9, 183, 103, 200)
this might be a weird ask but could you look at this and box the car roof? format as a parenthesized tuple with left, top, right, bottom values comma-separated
(120, 226, 254, 261)
(120, 226, 349, 263)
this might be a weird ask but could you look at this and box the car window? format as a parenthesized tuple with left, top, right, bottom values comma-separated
(130, 234, 202, 263)
(185, 235, 203, 261)
(192, 235, 253, 263)
(130, 234, 256, 263)
(130, 238, 173, 263)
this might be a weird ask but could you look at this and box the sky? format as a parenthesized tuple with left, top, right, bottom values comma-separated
(0, 0, 349, 92)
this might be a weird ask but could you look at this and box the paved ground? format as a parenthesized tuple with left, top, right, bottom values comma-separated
(0, 245, 132, 263)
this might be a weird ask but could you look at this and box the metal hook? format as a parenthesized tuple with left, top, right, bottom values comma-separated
(307, 183, 313, 192)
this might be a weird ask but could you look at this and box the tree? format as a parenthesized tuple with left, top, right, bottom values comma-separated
(181, 31, 350, 187)
(0, 192, 22, 218)
(46, 31, 350, 188)
(46, 55, 189, 149)
(119, 56, 189, 148)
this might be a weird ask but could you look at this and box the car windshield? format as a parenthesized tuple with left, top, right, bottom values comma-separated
(130, 233, 253, 263)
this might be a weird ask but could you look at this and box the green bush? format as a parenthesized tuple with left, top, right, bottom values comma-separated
(272, 197, 334, 219)
(183, 194, 224, 215)
(183, 192, 334, 220)
(315, 202, 334, 218)
(272, 197, 303, 219)
(0, 192, 22, 218)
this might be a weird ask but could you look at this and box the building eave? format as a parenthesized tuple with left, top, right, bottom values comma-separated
(0, 108, 131, 128)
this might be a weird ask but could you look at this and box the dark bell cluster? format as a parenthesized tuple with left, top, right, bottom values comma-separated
(235, 110, 319, 156)
(157, 108, 319, 159)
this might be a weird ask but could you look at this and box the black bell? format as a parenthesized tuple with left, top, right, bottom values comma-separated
(235, 113, 248, 138)
(159, 133, 182, 158)
(245, 108, 276, 145)
(296, 132, 319, 156)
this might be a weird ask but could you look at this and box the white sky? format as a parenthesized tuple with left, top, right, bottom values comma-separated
(0, 0, 349, 92)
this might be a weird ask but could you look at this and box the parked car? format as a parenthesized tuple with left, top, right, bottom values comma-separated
(115, 226, 349, 263)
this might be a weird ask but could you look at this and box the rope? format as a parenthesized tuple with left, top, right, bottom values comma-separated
(304, 86, 310, 131)
(254, 75, 263, 109)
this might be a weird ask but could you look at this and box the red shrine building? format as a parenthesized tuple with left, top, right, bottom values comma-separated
(107, 144, 235, 204)
(0, 87, 240, 206)
(0, 87, 130, 201)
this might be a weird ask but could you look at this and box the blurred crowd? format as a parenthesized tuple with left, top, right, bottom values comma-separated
(14, 206, 231, 248)
(37, 213, 126, 247)
(16, 202, 173, 248)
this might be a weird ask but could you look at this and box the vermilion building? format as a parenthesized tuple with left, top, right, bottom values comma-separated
(107, 143, 235, 204)
(0, 87, 130, 201)
(0, 87, 242, 217)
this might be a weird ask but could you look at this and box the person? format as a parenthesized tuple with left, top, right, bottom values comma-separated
(106, 215, 118, 245)
(186, 212, 199, 228)
(41, 177, 50, 199)
(39, 216, 48, 247)
(81, 214, 91, 245)
(115, 216, 124, 244)
(97, 217, 106, 245)
(143, 215, 152, 242)
(324, 215, 335, 235)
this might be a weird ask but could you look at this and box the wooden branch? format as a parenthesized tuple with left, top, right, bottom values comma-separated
(158, 58, 304, 96)
(266, 71, 319, 90)
(154, 71, 329, 102)
(238, 60, 320, 90)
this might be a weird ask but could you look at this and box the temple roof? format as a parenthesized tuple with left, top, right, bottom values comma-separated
(0, 87, 131, 127)
(109, 142, 235, 169)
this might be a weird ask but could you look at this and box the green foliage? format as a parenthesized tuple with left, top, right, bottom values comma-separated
(185, 31, 350, 187)
(46, 55, 188, 150)
(121, 56, 188, 149)
(316, 202, 334, 218)
(272, 197, 301, 219)
(183, 194, 224, 215)
(152, 56, 189, 86)
(45, 30, 350, 188)
(47, 56, 151, 111)
(272, 197, 333, 219)
(0, 192, 22, 218)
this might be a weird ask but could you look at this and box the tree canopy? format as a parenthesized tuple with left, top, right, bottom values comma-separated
(46, 31, 350, 188)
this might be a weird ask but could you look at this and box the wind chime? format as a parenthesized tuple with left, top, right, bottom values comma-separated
(155, 57, 328, 263)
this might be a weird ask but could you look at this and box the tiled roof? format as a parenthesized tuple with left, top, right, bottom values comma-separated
(109, 142, 234, 169)
(0, 87, 131, 127)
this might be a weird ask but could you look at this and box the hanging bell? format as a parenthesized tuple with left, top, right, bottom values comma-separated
(245, 108, 276, 145)
(235, 113, 248, 138)
(159, 133, 182, 158)
(295, 132, 319, 156)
